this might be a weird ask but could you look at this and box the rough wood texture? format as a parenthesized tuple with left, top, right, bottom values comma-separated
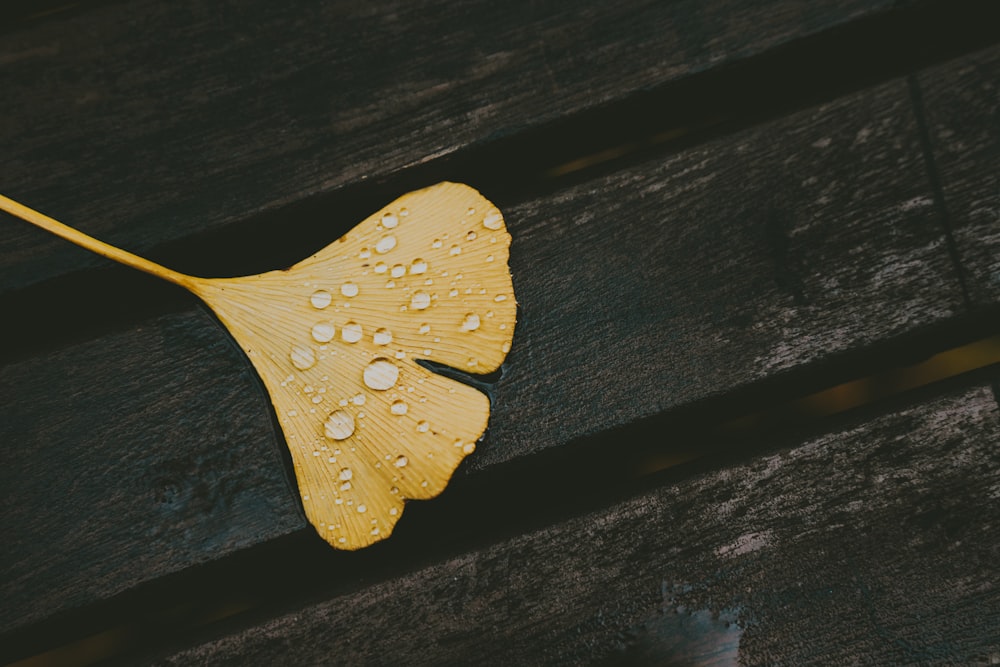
(917, 45, 1000, 307)
(0, 310, 302, 634)
(479, 76, 964, 469)
(0, 0, 898, 294)
(0, 75, 966, 636)
(156, 382, 1000, 666)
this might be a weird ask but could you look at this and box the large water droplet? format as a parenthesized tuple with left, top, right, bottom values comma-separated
(417, 420, 430, 433)
(390, 400, 408, 415)
(410, 258, 427, 274)
(357, 504, 367, 513)
(411, 292, 431, 310)
(341, 282, 359, 298)
(311, 290, 332, 309)
(432, 239, 443, 249)
(373, 328, 393, 345)
(450, 245, 461, 256)
(461, 313, 480, 331)
(382, 212, 398, 229)
(312, 322, 335, 343)
(395, 455, 408, 467)
(419, 323, 431, 334)
(376, 236, 397, 253)
(359, 247, 372, 259)
(324, 410, 355, 440)
(390, 264, 405, 278)
(463, 443, 476, 454)
(339, 468, 353, 481)
(342, 322, 363, 343)
(290, 344, 316, 370)
(502, 340, 512, 353)
(364, 358, 399, 391)
(466, 230, 477, 241)
(483, 210, 503, 230)
(374, 262, 387, 274)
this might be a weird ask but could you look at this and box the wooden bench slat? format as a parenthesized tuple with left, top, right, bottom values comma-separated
(0, 0, 903, 295)
(916, 44, 1000, 308)
(0, 310, 304, 635)
(478, 75, 965, 469)
(0, 75, 965, 636)
(154, 381, 1000, 665)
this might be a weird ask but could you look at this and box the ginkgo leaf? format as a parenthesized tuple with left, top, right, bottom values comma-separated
(0, 182, 516, 550)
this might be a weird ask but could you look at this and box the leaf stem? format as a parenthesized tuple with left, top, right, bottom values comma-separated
(0, 193, 196, 288)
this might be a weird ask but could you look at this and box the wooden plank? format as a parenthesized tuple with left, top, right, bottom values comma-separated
(0, 0, 905, 295)
(154, 382, 1000, 665)
(0, 310, 303, 634)
(477, 76, 965, 469)
(0, 76, 965, 636)
(916, 45, 1000, 307)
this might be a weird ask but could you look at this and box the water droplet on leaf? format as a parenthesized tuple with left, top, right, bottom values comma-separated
(311, 321, 335, 343)
(411, 292, 431, 310)
(290, 344, 316, 370)
(324, 410, 355, 440)
(483, 211, 503, 230)
(342, 322, 363, 343)
(311, 290, 332, 309)
(461, 313, 480, 331)
(364, 358, 399, 391)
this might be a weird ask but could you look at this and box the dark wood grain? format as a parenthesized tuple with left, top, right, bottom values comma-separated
(0, 76, 966, 637)
(0, 0, 903, 295)
(155, 382, 1000, 666)
(916, 45, 1000, 308)
(478, 76, 964, 469)
(0, 309, 303, 634)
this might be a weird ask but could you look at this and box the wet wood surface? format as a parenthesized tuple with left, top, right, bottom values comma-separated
(0, 0, 906, 295)
(0, 1, 997, 665)
(156, 382, 1000, 666)
(0, 74, 966, 637)
(917, 44, 1000, 308)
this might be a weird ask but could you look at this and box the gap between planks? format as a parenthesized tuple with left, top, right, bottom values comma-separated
(6, 329, 1000, 667)
(0, 0, 998, 348)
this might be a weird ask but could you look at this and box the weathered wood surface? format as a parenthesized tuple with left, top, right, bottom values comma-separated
(0, 72, 967, 638)
(0, 310, 302, 635)
(156, 381, 1000, 666)
(481, 75, 966, 469)
(917, 44, 1000, 308)
(2, 2, 998, 664)
(0, 0, 935, 294)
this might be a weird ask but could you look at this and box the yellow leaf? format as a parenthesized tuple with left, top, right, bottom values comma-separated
(0, 182, 516, 549)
